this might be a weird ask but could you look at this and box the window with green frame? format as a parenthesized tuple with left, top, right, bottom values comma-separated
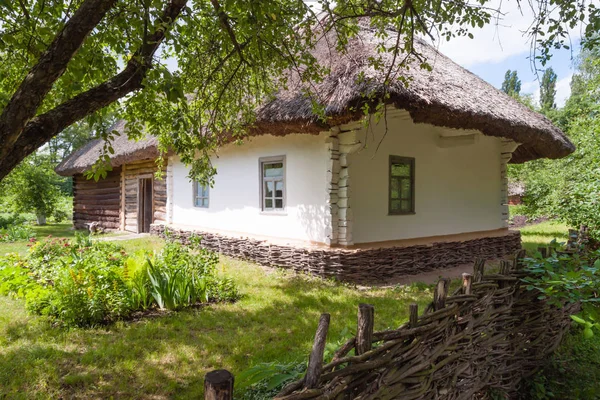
(389, 156, 415, 215)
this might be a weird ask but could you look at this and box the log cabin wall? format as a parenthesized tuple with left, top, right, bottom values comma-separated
(73, 167, 122, 230)
(123, 159, 167, 233)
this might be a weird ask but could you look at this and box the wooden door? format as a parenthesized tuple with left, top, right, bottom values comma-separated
(138, 178, 153, 233)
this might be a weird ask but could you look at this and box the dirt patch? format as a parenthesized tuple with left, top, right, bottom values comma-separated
(509, 215, 549, 229)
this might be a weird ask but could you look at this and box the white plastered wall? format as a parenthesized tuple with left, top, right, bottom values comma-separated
(348, 110, 509, 244)
(170, 133, 331, 243)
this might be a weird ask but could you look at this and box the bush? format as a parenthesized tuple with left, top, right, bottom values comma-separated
(0, 225, 35, 243)
(522, 245, 600, 336)
(0, 235, 239, 327)
(0, 213, 26, 229)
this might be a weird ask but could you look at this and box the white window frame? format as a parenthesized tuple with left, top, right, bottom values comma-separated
(259, 155, 286, 213)
(193, 181, 210, 208)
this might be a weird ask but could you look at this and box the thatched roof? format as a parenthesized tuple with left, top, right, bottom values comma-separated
(254, 22, 574, 163)
(57, 21, 574, 175)
(55, 120, 160, 176)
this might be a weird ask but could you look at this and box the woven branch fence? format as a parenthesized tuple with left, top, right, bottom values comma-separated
(204, 249, 578, 400)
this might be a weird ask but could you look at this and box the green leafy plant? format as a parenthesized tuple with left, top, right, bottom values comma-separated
(0, 225, 35, 243)
(522, 247, 600, 337)
(238, 362, 306, 400)
(0, 235, 238, 327)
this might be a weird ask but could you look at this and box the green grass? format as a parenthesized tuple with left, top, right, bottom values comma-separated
(518, 220, 570, 254)
(527, 329, 600, 399)
(0, 237, 432, 399)
(0, 218, 579, 398)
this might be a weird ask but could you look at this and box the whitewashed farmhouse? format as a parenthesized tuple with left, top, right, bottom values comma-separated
(56, 25, 574, 282)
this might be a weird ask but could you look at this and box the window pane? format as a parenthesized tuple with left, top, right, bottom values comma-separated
(400, 179, 411, 199)
(391, 199, 401, 211)
(265, 181, 274, 197)
(265, 198, 273, 209)
(391, 178, 400, 199)
(401, 200, 411, 212)
(202, 186, 209, 197)
(275, 199, 283, 209)
(264, 162, 283, 177)
(203, 198, 209, 207)
(391, 163, 410, 177)
(195, 197, 201, 207)
(275, 180, 284, 197)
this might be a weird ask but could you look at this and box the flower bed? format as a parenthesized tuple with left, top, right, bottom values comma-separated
(0, 233, 239, 327)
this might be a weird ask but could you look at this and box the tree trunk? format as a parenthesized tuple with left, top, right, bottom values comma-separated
(36, 213, 47, 226)
(0, 0, 189, 182)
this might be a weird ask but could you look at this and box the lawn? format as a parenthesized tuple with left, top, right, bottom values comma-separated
(0, 224, 433, 399)
(0, 220, 580, 399)
(519, 220, 570, 253)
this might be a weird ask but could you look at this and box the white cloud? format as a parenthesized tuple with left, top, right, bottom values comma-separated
(433, 0, 583, 67)
(555, 74, 573, 107)
(521, 73, 572, 108)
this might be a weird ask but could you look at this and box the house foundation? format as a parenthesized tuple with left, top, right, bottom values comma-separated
(150, 224, 522, 283)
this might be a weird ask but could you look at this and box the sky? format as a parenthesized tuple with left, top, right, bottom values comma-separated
(304, 1, 585, 108)
(429, 0, 584, 108)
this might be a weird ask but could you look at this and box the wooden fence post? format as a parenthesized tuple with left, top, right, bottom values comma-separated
(462, 273, 472, 295)
(473, 258, 485, 282)
(204, 369, 234, 400)
(538, 247, 548, 258)
(433, 279, 450, 311)
(305, 313, 330, 389)
(356, 304, 374, 356)
(514, 249, 527, 270)
(409, 303, 419, 328)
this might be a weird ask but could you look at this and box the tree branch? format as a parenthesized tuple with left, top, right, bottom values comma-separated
(210, 0, 246, 63)
(0, 0, 189, 181)
(0, 0, 117, 162)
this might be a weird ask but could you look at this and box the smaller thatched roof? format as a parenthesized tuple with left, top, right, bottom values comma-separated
(55, 120, 160, 176)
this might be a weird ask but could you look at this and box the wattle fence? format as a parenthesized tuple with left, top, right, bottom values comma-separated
(203, 249, 578, 399)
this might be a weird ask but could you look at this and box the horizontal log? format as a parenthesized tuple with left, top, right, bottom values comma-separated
(75, 185, 120, 194)
(75, 176, 120, 184)
(74, 209, 120, 217)
(75, 193, 121, 201)
(74, 199, 120, 207)
(75, 216, 120, 223)
(75, 204, 120, 212)
(154, 211, 167, 221)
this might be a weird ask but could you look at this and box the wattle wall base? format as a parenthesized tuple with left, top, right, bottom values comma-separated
(150, 224, 522, 283)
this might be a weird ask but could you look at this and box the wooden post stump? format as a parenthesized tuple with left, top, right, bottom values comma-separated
(204, 369, 234, 400)
(514, 249, 527, 270)
(473, 258, 486, 282)
(433, 279, 450, 311)
(305, 313, 330, 389)
(356, 304, 374, 356)
(538, 247, 548, 258)
(409, 303, 419, 328)
(462, 273, 472, 295)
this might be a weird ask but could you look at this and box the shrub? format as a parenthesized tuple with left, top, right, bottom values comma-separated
(0, 225, 35, 243)
(522, 246, 600, 336)
(0, 213, 26, 229)
(0, 235, 239, 327)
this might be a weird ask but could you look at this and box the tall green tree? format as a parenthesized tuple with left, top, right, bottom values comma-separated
(540, 67, 558, 111)
(0, 0, 597, 181)
(1, 154, 64, 225)
(501, 70, 522, 98)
